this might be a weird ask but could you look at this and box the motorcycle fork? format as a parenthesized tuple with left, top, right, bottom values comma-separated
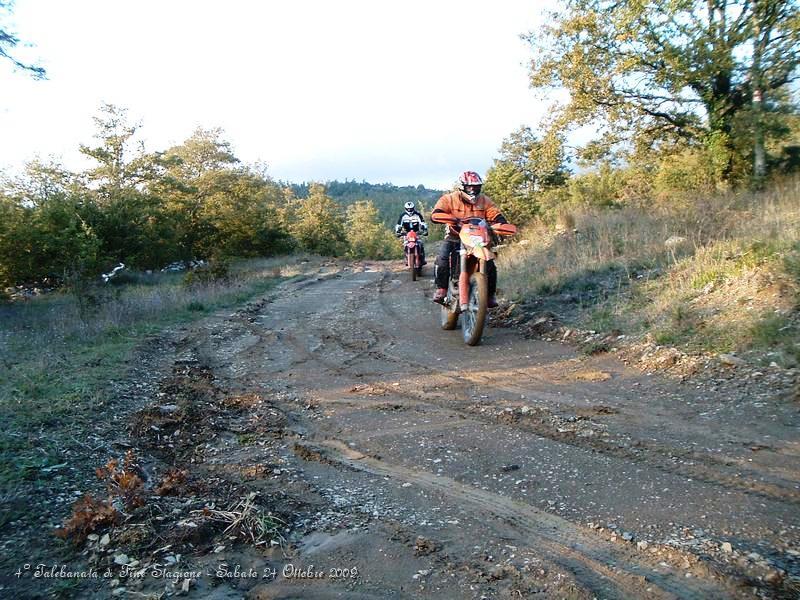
(458, 252, 478, 307)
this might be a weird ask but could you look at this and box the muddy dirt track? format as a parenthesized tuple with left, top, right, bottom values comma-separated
(20, 262, 799, 599)
(137, 261, 798, 600)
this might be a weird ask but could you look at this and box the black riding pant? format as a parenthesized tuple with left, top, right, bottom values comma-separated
(434, 240, 497, 296)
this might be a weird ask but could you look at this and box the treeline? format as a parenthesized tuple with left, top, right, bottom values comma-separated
(290, 180, 441, 228)
(0, 105, 400, 289)
(485, 0, 800, 225)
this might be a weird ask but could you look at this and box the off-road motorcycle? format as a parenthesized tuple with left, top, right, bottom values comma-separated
(440, 218, 517, 345)
(403, 229, 423, 281)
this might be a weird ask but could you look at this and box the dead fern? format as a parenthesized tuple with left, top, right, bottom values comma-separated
(95, 450, 145, 510)
(155, 468, 188, 496)
(55, 451, 146, 544)
(54, 495, 120, 543)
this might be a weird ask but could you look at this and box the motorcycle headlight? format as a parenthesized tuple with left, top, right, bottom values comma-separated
(469, 235, 485, 247)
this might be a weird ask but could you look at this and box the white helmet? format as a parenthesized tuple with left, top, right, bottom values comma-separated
(404, 201, 415, 215)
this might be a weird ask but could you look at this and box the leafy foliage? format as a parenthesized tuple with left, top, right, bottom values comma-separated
(288, 184, 348, 256)
(526, 0, 800, 185)
(54, 495, 120, 544)
(95, 450, 146, 511)
(1, 105, 428, 287)
(484, 126, 569, 222)
(346, 200, 402, 260)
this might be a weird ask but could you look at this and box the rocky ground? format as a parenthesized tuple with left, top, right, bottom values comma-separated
(2, 262, 799, 599)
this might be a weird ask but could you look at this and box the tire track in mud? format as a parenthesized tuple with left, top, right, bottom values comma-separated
(222, 268, 799, 528)
(337, 363, 800, 507)
(367, 272, 800, 506)
(188, 268, 794, 596)
(295, 439, 745, 600)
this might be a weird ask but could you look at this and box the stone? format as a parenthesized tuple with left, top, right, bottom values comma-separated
(719, 354, 745, 367)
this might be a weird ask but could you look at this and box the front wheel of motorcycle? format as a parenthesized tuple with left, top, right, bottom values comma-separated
(462, 272, 488, 346)
(410, 248, 417, 281)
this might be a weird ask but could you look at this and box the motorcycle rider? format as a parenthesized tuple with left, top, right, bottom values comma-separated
(395, 201, 428, 265)
(430, 171, 508, 308)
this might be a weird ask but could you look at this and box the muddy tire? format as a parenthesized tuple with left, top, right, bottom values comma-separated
(462, 272, 488, 346)
(440, 299, 459, 330)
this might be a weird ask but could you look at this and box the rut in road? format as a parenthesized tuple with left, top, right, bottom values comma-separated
(296, 438, 740, 600)
(280, 271, 800, 507)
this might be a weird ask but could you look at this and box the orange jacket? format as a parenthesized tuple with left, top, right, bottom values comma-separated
(431, 191, 506, 239)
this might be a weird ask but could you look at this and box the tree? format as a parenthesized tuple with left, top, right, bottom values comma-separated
(199, 167, 294, 259)
(80, 104, 158, 201)
(527, 0, 800, 181)
(483, 127, 568, 223)
(289, 184, 348, 256)
(0, 164, 100, 286)
(154, 128, 240, 260)
(79, 104, 174, 268)
(0, 1, 45, 79)
(345, 200, 400, 260)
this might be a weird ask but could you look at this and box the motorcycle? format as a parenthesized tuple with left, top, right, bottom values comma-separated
(397, 219, 427, 281)
(440, 218, 517, 346)
(403, 229, 423, 281)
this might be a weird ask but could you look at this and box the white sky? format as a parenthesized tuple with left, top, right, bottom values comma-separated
(1, 0, 556, 190)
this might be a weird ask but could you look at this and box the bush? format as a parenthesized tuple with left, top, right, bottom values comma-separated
(182, 258, 232, 287)
(346, 200, 401, 260)
(288, 184, 348, 256)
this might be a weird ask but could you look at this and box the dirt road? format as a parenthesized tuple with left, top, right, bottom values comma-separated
(18, 262, 799, 599)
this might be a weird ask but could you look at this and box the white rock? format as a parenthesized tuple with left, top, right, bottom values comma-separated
(664, 236, 688, 248)
(113, 554, 130, 566)
(721, 542, 733, 553)
(719, 354, 745, 366)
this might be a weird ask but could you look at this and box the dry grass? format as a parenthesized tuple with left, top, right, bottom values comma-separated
(192, 492, 286, 548)
(498, 178, 800, 364)
(0, 254, 320, 487)
(0, 255, 314, 349)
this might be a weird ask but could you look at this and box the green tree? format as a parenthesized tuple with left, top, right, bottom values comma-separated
(154, 128, 240, 260)
(0, 163, 100, 286)
(152, 129, 293, 260)
(200, 168, 294, 258)
(484, 126, 569, 223)
(289, 184, 348, 256)
(80, 104, 158, 201)
(527, 0, 800, 182)
(345, 200, 401, 260)
(79, 104, 174, 268)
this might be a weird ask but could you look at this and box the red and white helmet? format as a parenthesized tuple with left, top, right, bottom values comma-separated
(458, 171, 483, 202)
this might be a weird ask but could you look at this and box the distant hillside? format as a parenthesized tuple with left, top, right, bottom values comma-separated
(289, 180, 444, 226)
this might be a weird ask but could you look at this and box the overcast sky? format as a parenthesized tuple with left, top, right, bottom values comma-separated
(1, 0, 556, 190)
